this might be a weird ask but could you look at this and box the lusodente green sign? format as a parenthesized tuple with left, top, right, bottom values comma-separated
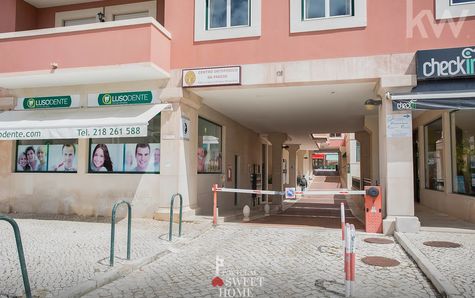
(17, 95, 80, 110)
(93, 91, 155, 106)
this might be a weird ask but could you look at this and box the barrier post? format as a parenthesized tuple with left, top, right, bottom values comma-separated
(110, 201, 132, 266)
(340, 202, 345, 249)
(350, 224, 356, 297)
(0, 215, 31, 298)
(344, 223, 351, 297)
(169, 193, 183, 241)
(212, 184, 218, 226)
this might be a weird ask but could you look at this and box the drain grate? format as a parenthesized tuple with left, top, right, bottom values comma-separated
(423, 241, 461, 248)
(361, 256, 400, 267)
(364, 238, 394, 244)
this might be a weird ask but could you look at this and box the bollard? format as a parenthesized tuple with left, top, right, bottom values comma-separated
(169, 193, 183, 242)
(345, 223, 351, 297)
(212, 184, 218, 226)
(243, 205, 250, 222)
(110, 201, 132, 267)
(341, 202, 345, 249)
(349, 224, 356, 297)
(0, 215, 32, 298)
(264, 203, 270, 216)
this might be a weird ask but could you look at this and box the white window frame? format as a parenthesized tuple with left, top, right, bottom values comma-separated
(290, 0, 366, 33)
(55, 8, 102, 27)
(105, 1, 156, 22)
(302, 0, 353, 20)
(55, 1, 156, 27)
(195, 0, 261, 41)
(436, 0, 475, 20)
(207, 0, 251, 30)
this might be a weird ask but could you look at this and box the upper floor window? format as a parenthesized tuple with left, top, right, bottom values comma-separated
(290, 0, 366, 33)
(195, 0, 261, 41)
(208, 0, 250, 29)
(303, 0, 352, 20)
(436, 0, 475, 19)
(55, 1, 156, 27)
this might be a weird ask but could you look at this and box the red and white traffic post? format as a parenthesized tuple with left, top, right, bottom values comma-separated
(344, 223, 356, 297)
(340, 202, 345, 249)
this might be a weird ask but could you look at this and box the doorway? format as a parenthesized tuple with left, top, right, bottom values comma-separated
(413, 129, 420, 202)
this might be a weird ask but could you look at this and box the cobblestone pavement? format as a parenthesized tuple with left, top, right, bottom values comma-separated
(0, 217, 210, 297)
(86, 224, 439, 297)
(404, 231, 475, 297)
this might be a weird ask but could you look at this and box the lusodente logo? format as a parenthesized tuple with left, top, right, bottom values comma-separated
(394, 100, 417, 110)
(102, 94, 113, 105)
(98, 91, 153, 106)
(23, 96, 72, 109)
(421, 47, 475, 78)
(26, 98, 36, 109)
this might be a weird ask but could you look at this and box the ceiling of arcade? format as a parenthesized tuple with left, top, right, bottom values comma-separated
(192, 82, 378, 150)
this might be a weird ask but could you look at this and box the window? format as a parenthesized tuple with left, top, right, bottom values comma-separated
(89, 115, 160, 174)
(198, 117, 222, 173)
(436, 0, 475, 19)
(425, 119, 445, 191)
(194, 0, 261, 41)
(208, 0, 250, 29)
(451, 110, 475, 196)
(303, 0, 352, 20)
(16, 140, 78, 173)
(356, 142, 361, 162)
(290, 0, 366, 33)
(329, 133, 342, 138)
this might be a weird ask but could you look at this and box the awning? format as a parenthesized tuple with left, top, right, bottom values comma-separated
(389, 90, 475, 111)
(0, 104, 172, 140)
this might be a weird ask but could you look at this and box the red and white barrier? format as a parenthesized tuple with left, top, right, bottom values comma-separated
(211, 185, 366, 226)
(341, 202, 345, 248)
(344, 223, 356, 297)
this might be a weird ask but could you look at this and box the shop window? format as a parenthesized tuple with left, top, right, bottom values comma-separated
(436, 0, 475, 19)
(425, 119, 445, 191)
(194, 0, 261, 41)
(89, 115, 160, 173)
(16, 140, 78, 173)
(451, 110, 475, 196)
(290, 0, 366, 33)
(198, 117, 222, 173)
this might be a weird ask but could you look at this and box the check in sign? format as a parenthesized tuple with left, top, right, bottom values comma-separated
(285, 187, 296, 200)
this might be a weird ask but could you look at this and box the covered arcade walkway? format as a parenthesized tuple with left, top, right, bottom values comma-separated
(248, 176, 364, 230)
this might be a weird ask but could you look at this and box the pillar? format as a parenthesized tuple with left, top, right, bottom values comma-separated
(377, 76, 420, 234)
(267, 133, 287, 204)
(286, 145, 299, 188)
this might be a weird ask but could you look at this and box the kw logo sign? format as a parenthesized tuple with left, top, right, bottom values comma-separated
(98, 91, 153, 106)
(22, 96, 72, 109)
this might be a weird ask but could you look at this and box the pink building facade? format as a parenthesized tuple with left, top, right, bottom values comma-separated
(0, 0, 474, 233)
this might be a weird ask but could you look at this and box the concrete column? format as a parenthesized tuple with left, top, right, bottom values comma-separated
(377, 75, 420, 234)
(286, 144, 300, 188)
(364, 115, 379, 184)
(267, 133, 287, 204)
(296, 150, 305, 177)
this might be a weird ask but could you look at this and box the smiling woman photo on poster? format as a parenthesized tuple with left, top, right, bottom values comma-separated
(90, 144, 113, 172)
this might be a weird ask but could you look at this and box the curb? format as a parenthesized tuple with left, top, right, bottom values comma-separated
(58, 250, 172, 298)
(394, 232, 461, 298)
(58, 224, 213, 298)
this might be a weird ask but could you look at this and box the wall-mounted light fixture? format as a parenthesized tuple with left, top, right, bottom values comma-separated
(97, 12, 105, 22)
(364, 98, 382, 111)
